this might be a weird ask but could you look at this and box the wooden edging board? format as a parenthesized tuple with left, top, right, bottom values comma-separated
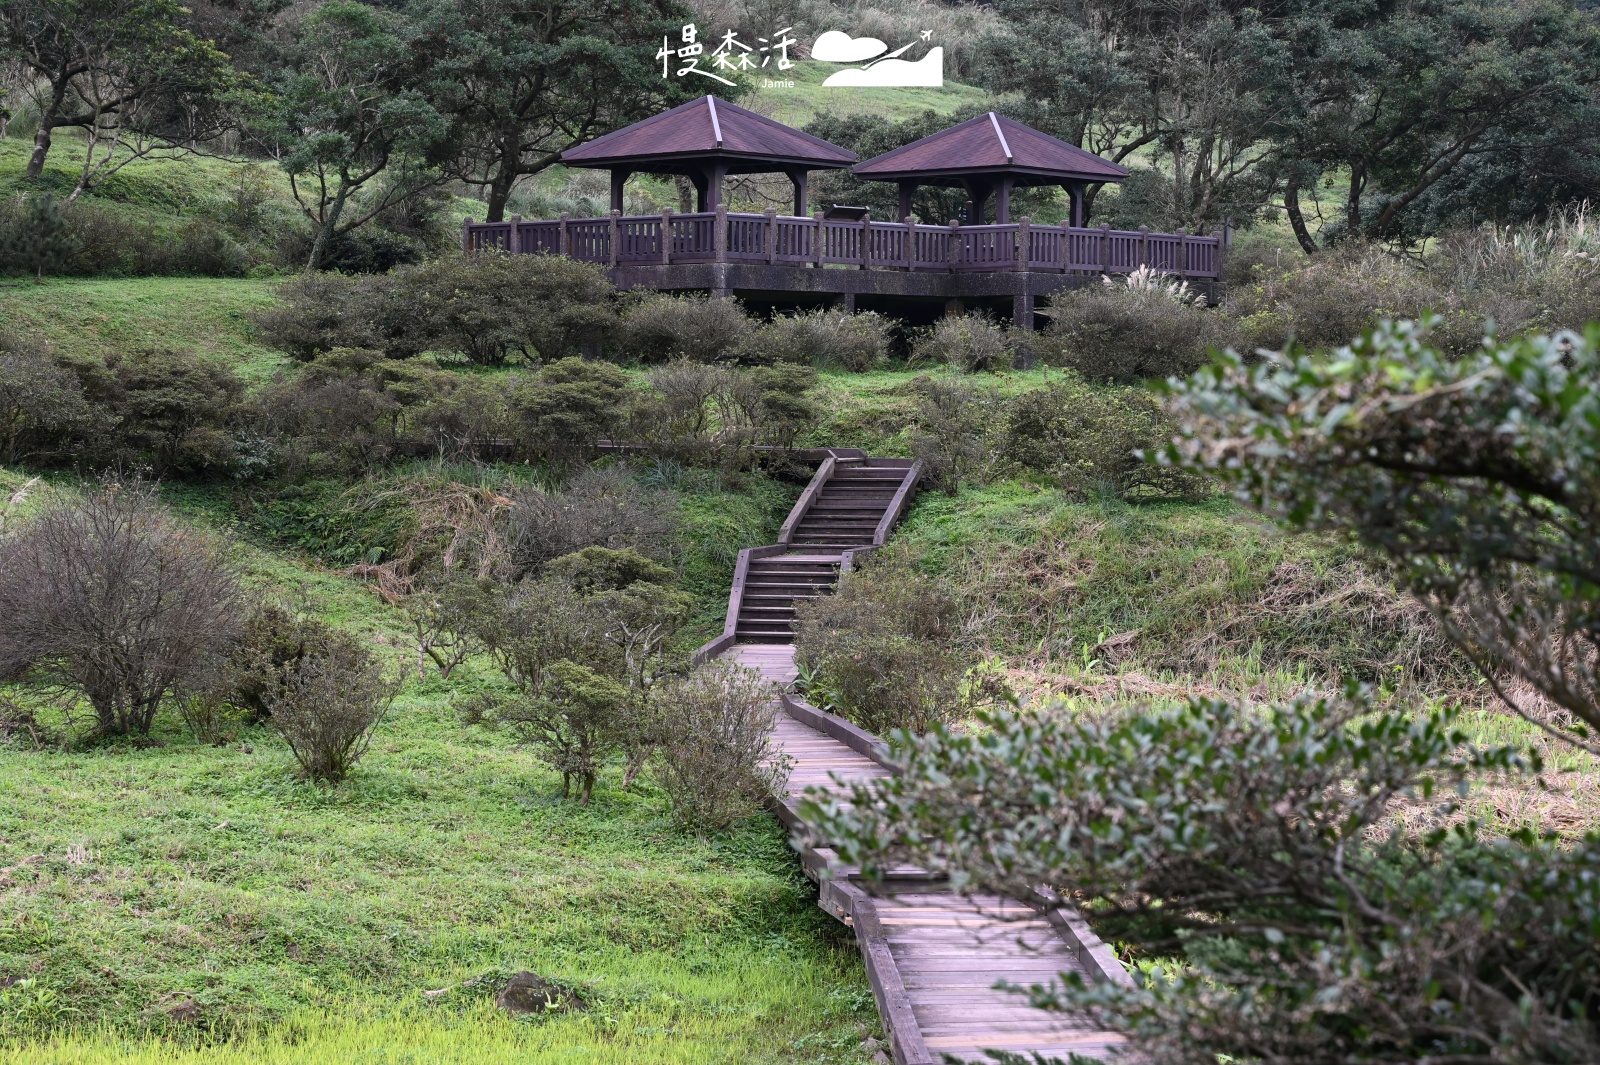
(780, 692, 897, 771)
(872, 461, 922, 546)
(778, 456, 835, 544)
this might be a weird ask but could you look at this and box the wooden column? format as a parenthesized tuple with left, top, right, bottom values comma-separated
(996, 178, 1014, 224)
(661, 208, 674, 265)
(789, 169, 808, 216)
(610, 169, 630, 213)
(508, 215, 521, 254)
(1063, 183, 1085, 227)
(898, 181, 915, 223)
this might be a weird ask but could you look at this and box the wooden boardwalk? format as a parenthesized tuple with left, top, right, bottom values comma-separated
(728, 643, 1127, 1065)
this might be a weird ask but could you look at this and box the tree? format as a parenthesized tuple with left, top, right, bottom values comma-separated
(0, 348, 93, 463)
(1, 193, 80, 280)
(0, 0, 235, 189)
(1168, 320, 1600, 754)
(247, 1, 448, 271)
(408, 0, 695, 222)
(1290, 0, 1600, 243)
(0, 485, 240, 736)
(266, 630, 398, 783)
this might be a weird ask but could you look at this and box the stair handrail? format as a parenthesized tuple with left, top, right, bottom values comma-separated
(778, 456, 835, 545)
(693, 545, 784, 664)
(871, 461, 923, 546)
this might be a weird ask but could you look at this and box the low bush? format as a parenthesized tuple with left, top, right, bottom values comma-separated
(654, 662, 787, 834)
(1042, 272, 1231, 381)
(506, 467, 677, 577)
(224, 602, 349, 721)
(745, 309, 892, 371)
(265, 631, 399, 783)
(794, 556, 967, 735)
(505, 357, 634, 466)
(0, 347, 94, 465)
(255, 254, 617, 364)
(110, 348, 246, 476)
(906, 377, 996, 494)
(911, 313, 1016, 372)
(0, 485, 240, 737)
(631, 362, 818, 467)
(999, 376, 1204, 499)
(617, 294, 754, 363)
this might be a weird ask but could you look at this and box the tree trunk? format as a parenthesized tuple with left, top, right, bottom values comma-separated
(305, 180, 350, 272)
(1345, 167, 1365, 239)
(485, 165, 517, 223)
(25, 124, 53, 179)
(1285, 177, 1319, 255)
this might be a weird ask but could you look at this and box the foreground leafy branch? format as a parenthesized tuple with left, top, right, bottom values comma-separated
(1167, 320, 1600, 752)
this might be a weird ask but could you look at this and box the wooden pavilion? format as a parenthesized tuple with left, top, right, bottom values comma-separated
(559, 95, 856, 217)
(852, 112, 1128, 227)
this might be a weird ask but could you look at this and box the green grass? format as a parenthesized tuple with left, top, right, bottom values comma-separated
(0, 277, 289, 386)
(0, 468, 872, 1062)
(744, 61, 992, 127)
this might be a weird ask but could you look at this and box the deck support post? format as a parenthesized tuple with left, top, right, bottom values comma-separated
(508, 215, 521, 254)
(462, 217, 472, 254)
(859, 210, 871, 269)
(813, 211, 825, 267)
(1014, 215, 1030, 271)
(835, 292, 856, 312)
(947, 218, 961, 273)
(661, 209, 674, 265)
(1099, 223, 1111, 273)
(558, 212, 570, 256)
(903, 216, 916, 271)
(608, 210, 620, 267)
(764, 207, 778, 264)
(714, 203, 728, 263)
(1138, 225, 1149, 270)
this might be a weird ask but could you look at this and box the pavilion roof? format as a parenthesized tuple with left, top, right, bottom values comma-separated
(561, 96, 855, 175)
(854, 113, 1127, 185)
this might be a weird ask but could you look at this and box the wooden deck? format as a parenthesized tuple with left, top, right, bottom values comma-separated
(727, 642, 1127, 1065)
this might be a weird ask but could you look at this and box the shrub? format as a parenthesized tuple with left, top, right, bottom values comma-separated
(0, 193, 78, 280)
(617, 294, 754, 363)
(110, 348, 246, 475)
(794, 556, 965, 735)
(499, 659, 632, 803)
(1000, 377, 1203, 499)
(0, 348, 94, 465)
(506, 357, 633, 466)
(224, 602, 347, 721)
(745, 309, 891, 371)
(654, 662, 787, 833)
(1042, 276, 1231, 381)
(631, 362, 819, 466)
(911, 314, 1016, 372)
(506, 467, 678, 577)
(0, 486, 240, 736)
(265, 631, 398, 783)
(255, 273, 377, 361)
(906, 377, 995, 494)
(372, 253, 616, 365)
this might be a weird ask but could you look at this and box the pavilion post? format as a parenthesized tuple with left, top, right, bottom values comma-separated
(1064, 183, 1085, 228)
(610, 169, 630, 213)
(898, 182, 914, 223)
(509, 215, 521, 254)
(661, 208, 674, 264)
(996, 178, 1014, 224)
(789, 169, 808, 216)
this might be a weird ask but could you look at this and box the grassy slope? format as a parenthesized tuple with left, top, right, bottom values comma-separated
(742, 61, 991, 127)
(0, 277, 289, 386)
(0, 469, 869, 1063)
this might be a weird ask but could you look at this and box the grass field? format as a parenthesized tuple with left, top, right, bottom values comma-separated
(0, 468, 872, 1063)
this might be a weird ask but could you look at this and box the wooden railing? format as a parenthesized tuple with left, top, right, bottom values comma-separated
(464, 207, 1224, 280)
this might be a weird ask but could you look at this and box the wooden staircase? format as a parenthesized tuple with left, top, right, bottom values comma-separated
(696, 454, 921, 659)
